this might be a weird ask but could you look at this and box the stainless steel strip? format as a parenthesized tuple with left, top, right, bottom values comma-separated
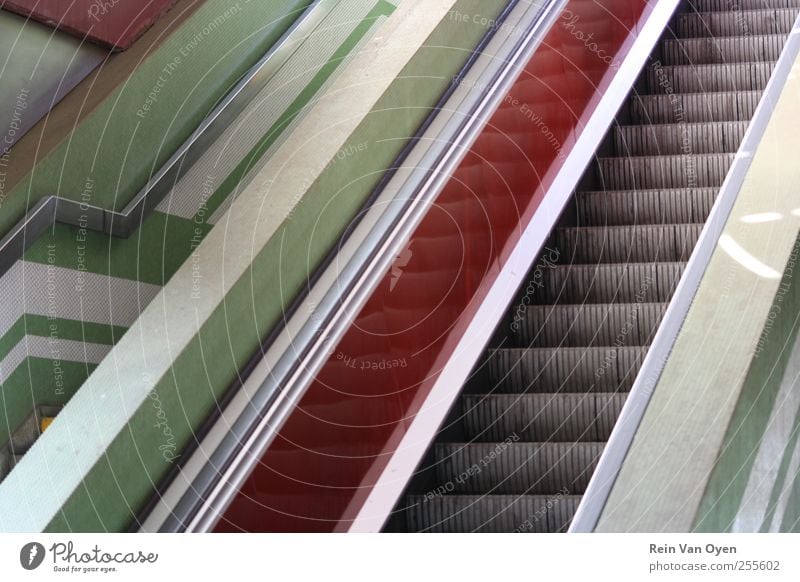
(569, 12, 800, 534)
(149, 0, 567, 534)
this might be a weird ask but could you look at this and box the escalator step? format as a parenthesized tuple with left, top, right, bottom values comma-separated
(462, 393, 626, 442)
(662, 34, 789, 65)
(486, 347, 647, 393)
(577, 188, 717, 226)
(433, 442, 604, 495)
(646, 62, 775, 93)
(676, 9, 798, 37)
(596, 154, 734, 189)
(614, 121, 747, 155)
(687, 0, 800, 11)
(628, 91, 762, 123)
(514, 303, 667, 348)
(555, 223, 702, 263)
(533, 262, 685, 304)
(405, 494, 582, 533)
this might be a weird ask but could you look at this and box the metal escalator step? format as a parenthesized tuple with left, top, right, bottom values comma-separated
(405, 494, 581, 532)
(577, 188, 717, 225)
(486, 347, 647, 393)
(515, 303, 667, 348)
(646, 62, 775, 93)
(687, 0, 800, 11)
(676, 9, 798, 37)
(629, 91, 762, 123)
(596, 154, 734, 189)
(462, 393, 626, 442)
(663, 34, 788, 64)
(535, 262, 685, 304)
(614, 121, 748, 155)
(433, 442, 603, 495)
(556, 224, 703, 263)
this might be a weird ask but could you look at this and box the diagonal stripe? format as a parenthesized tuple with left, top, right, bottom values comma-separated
(206, 14, 390, 226)
(0, 261, 161, 339)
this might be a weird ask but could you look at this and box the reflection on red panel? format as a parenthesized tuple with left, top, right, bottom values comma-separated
(2, 0, 178, 50)
(216, 0, 651, 532)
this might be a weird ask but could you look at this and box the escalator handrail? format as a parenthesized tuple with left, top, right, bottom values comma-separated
(569, 13, 800, 533)
(146, 0, 569, 532)
(0, 0, 331, 277)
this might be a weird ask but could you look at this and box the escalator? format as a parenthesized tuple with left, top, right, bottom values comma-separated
(389, 0, 800, 533)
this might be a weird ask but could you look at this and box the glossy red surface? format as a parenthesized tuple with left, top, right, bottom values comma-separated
(2, 0, 178, 50)
(215, 0, 651, 532)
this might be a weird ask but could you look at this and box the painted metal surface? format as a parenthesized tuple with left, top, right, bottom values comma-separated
(0, 12, 105, 155)
(215, 0, 652, 532)
(2, 0, 178, 50)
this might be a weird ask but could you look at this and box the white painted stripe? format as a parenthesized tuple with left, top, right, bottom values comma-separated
(206, 15, 389, 226)
(0, 261, 162, 339)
